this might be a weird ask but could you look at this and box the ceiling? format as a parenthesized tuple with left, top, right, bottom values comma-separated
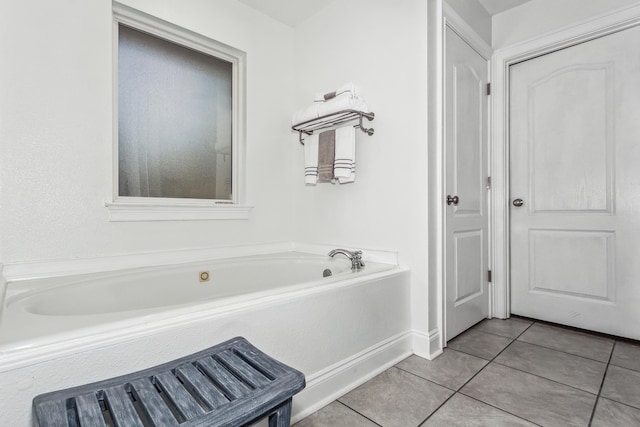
(476, 0, 532, 15)
(237, 0, 533, 27)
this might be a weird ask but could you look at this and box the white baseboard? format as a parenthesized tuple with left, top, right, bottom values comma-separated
(291, 331, 413, 423)
(411, 328, 443, 360)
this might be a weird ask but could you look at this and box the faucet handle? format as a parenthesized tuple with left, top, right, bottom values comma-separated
(353, 251, 365, 268)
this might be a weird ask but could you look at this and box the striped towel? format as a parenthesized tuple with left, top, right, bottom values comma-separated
(304, 133, 319, 185)
(334, 126, 356, 184)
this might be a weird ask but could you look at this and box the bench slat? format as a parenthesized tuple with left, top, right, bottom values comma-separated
(103, 385, 144, 427)
(217, 350, 271, 388)
(155, 371, 205, 420)
(130, 378, 179, 427)
(175, 364, 229, 410)
(196, 357, 251, 400)
(34, 400, 69, 427)
(235, 342, 287, 378)
(75, 393, 106, 427)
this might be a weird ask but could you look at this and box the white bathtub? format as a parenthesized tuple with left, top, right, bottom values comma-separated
(0, 249, 411, 426)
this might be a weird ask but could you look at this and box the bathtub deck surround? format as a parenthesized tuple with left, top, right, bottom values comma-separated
(0, 244, 410, 426)
(0, 251, 397, 352)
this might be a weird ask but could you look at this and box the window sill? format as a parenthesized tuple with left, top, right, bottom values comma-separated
(105, 201, 252, 222)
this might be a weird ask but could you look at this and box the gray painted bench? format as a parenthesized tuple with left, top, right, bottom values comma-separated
(33, 337, 305, 427)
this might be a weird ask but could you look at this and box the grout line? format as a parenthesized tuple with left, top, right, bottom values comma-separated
(525, 317, 629, 342)
(513, 339, 612, 365)
(513, 321, 614, 364)
(587, 340, 616, 426)
(420, 322, 536, 426)
(483, 321, 606, 396)
(592, 395, 640, 413)
(335, 400, 383, 426)
(394, 363, 458, 393)
(490, 359, 600, 396)
(514, 338, 613, 364)
(460, 394, 544, 426)
(416, 391, 456, 426)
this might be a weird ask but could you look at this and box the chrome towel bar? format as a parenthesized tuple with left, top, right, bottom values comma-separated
(292, 109, 375, 145)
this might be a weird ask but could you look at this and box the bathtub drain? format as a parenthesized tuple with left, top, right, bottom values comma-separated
(323, 268, 332, 278)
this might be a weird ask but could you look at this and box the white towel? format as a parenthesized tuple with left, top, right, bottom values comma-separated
(334, 126, 356, 184)
(294, 95, 367, 125)
(304, 133, 319, 185)
(293, 104, 320, 125)
(317, 95, 368, 118)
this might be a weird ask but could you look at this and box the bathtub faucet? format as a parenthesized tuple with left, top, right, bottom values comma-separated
(328, 249, 365, 271)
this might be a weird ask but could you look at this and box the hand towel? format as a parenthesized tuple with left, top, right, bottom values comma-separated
(317, 130, 336, 183)
(304, 133, 319, 185)
(314, 83, 358, 102)
(334, 126, 356, 184)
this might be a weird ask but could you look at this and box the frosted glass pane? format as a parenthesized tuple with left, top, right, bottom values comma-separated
(118, 24, 233, 200)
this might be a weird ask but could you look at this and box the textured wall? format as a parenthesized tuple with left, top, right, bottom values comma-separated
(0, 0, 295, 263)
(493, 0, 639, 48)
(292, 0, 432, 348)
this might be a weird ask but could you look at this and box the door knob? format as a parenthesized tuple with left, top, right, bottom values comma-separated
(513, 198, 524, 207)
(447, 195, 459, 206)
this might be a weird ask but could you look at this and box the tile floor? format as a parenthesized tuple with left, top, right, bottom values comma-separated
(294, 317, 640, 427)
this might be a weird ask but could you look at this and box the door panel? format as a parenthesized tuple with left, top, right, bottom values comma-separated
(510, 25, 640, 339)
(527, 64, 614, 214)
(445, 26, 489, 341)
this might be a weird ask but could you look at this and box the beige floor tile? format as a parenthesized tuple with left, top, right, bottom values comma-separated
(601, 365, 640, 409)
(447, 329, 512, 360)
(591, 398, 640, 427)
(294, 401, 378, 427)
(495, 340, 606, 393)
(422, 394, 536, 426)
(517, 323, 614, 362)
(396, 351, 488, 391)
(474, 318, 533, 339)
(461, 363, 596, 426)
(339, 367, 453, 427)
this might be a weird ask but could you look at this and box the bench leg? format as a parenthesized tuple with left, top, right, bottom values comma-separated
(268, 398, 293, 427)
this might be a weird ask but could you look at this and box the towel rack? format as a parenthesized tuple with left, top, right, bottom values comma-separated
(292, 109, 375, 145)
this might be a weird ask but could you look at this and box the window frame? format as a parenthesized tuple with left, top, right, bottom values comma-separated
(107, 2, 250, 221)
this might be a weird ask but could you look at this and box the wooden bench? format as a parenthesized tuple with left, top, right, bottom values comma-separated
(33, 337, 305, 427)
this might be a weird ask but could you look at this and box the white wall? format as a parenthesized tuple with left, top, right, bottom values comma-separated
(0, 0, 295, 264)
(292, 0, 432, 351)
(493, 0, 639, 49)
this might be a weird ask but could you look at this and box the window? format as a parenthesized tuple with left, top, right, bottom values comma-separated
(108, 3, 249, 221)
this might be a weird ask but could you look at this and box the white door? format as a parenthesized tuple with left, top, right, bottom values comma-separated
(510, 25, 640, 340)
(445, 26, 490, 341)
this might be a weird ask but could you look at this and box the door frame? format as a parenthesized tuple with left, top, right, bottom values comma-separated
(490, 4, 640, 318)
(439, 4, 493, 348)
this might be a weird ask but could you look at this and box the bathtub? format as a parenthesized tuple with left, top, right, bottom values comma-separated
(0, 249, 411, 425)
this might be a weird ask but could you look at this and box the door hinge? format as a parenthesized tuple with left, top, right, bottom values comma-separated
(486, 176, 491, 190)
(486, 82, 491, 96)
(488, 270, 492, 283)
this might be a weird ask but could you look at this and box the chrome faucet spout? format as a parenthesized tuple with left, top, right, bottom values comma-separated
(328, 249, 365, 271)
